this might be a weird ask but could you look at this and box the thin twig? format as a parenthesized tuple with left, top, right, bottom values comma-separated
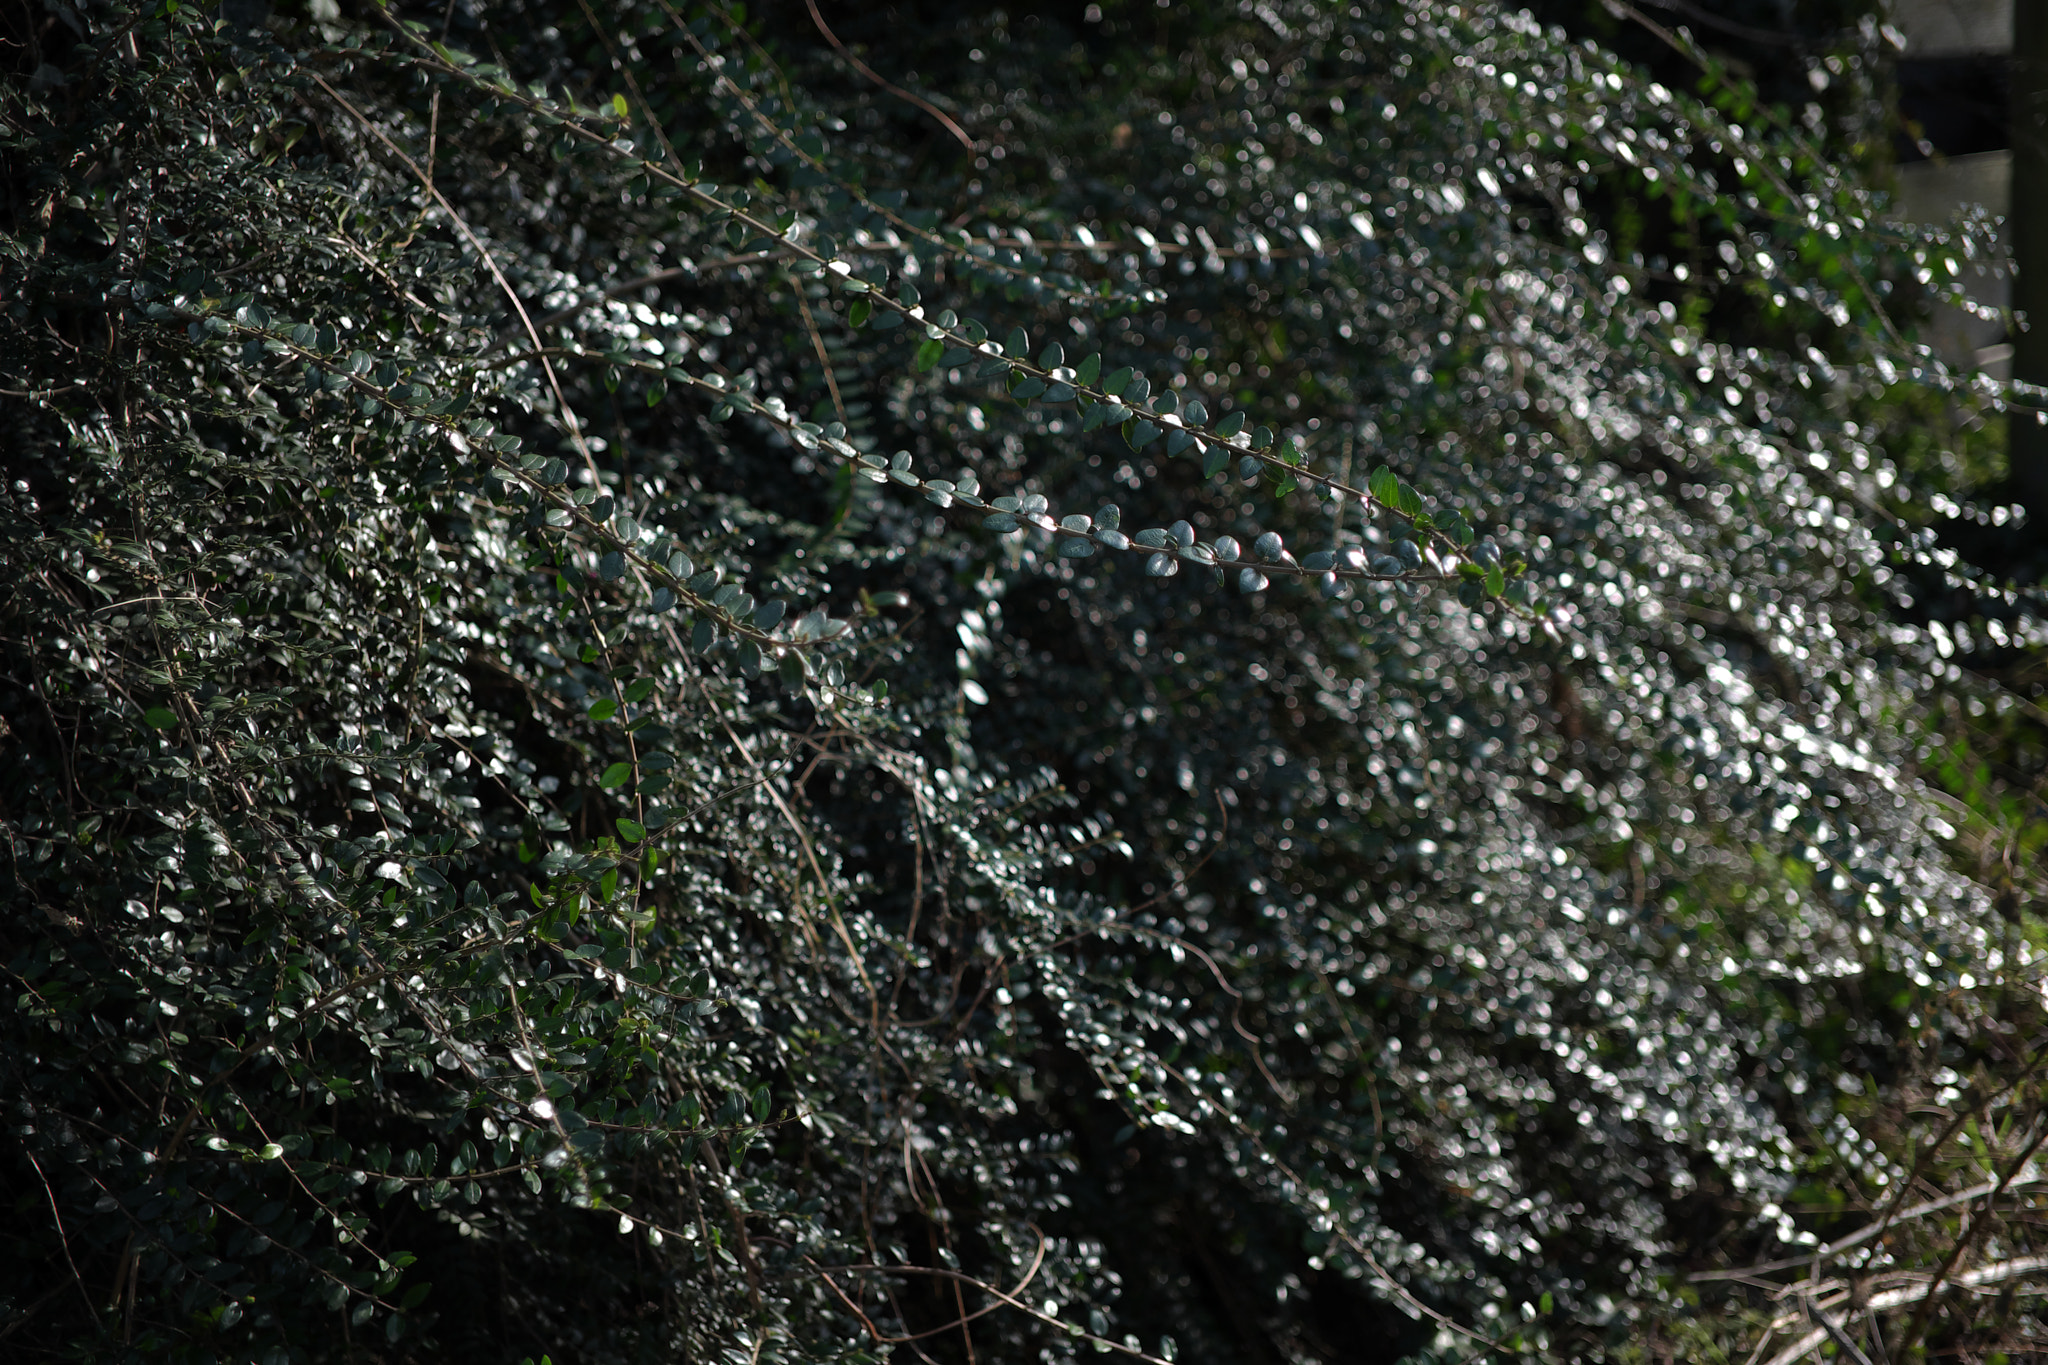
(23, 1147, 102, 1332)
(795, 288, 848, 428)
(1690, 1173, 2048, 1281)
(309, 74, 602, 486)
(801, 0, 975, 152)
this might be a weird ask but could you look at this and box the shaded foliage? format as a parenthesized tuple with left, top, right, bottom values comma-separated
(3, 1, 2045, 1363)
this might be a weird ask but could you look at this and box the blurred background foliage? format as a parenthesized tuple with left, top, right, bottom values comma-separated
(3, 0, 2046, 1363)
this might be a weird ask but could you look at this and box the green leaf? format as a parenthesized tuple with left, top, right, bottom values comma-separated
(587, 698, 619, 721)
(623, 678, 656, 703)
(913, 337, 944, 372)
(1076, 353, 1102, 385)
(600, 762, 634, 788)
(143, 706, 179, 729)
(848, 297, 872, 328)
(1101, 366, 1133, 396)
(615, 818, 646, 842)
(1368, 465, 1400, 507)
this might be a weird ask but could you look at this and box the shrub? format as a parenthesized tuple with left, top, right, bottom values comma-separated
(2, 2, 2039, 1361)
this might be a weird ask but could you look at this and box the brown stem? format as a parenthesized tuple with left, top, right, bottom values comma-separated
(801, 0, 975, 152)
(23, 1147, 102, 1332)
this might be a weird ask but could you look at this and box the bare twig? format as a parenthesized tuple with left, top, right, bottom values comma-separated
(794, 288, 848, 428)
(801, 0, 975, 152)
(23, 1148, 102, 1331)
(1691, 1173, 2048, 1282)
(1758, 1257, 2048, 1365)
(309, 74, 602, 486)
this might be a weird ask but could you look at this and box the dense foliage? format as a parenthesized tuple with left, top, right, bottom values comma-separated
(4, 1, 2046, 1362)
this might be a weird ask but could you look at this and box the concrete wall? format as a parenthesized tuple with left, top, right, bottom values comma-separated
(1888, 0, 2013, 373)
(1890, 0, 2012, 57)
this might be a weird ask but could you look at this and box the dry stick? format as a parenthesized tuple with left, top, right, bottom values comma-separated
(804, 1230, 1046, 1346)
(1056, 902, 1290, 1106)
(816, 1260, 1180, 1365)
(811, 1260, 891, 1340)
(948, 1264, 977, 1365)
(709, 709, 889, 1042)
(1758, 1255, 2048, 1365)
(308, 74, 603, 486)
(23, 1148, 102, 1332)
(1896, 1117, 2048, 1357)
(795, 288, 849, 428)
(1690, 1174, 2048, 1282)
(107, 1233, 135, 1334)
(323, 231, 459, 324)
(801, 0, 975, 152)
(1806, 1300, 1877, 1365)
(1859, 1044, 2048, 1261)
(1703, 1036, 2048, 1308)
